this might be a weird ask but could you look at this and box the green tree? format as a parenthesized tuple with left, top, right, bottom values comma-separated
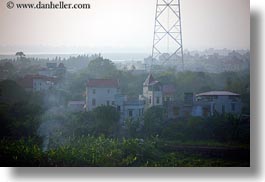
(92, 106, 120, 136)
(0, 80, 29, 103)
(0, 80, 43, 139)
(15, 51, 26, 61)
(143, 106, 166, 136)
(124, 118, 140, 138)
(86, 57, 118, 78)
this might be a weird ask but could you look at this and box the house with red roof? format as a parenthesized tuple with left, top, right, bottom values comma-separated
(19, 74, 57, 92)
(85, 79, 120, 111)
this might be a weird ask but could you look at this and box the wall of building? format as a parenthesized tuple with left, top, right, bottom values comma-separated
(33, 79, 52, 92)
(144, 90, 163, 108)
(124, 103, 144, 122)
(86, 87, 118, 111)
(143, 85, 163, 108)
(211, 96, 242, 115)
(193, 95, 242, 116)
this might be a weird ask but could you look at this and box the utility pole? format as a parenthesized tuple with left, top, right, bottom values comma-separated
(151, 0, 184, 71)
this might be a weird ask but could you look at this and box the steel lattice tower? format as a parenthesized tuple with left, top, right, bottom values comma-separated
(151, 0, 184, 71)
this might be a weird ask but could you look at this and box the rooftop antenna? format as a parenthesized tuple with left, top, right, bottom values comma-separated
(151, 0, 184, 72)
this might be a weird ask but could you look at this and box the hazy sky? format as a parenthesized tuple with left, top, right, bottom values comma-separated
(0, 0, 250, 54)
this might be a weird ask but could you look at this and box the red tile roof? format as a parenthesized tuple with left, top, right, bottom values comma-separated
(18, 74, 57, 88)
(87, 79, 119, 88)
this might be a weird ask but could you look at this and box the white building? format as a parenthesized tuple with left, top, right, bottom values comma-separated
(192, 91, 242, 117)
(85, 79, 120, 111)
(19, 74, 57, 92)
(140, 74, 163, 109)
(33, 76, 56, 92)
(124, 100, 145, 121)
(85, 79, 145, 123)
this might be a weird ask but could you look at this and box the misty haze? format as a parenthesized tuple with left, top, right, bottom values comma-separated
(0, 0, 250, 167)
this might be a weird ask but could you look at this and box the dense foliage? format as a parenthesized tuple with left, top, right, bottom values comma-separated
(160, 115, 250, 144)
(0, 136, 249, 167)
(0, 80, 43, 139)
(143, 106, 166, 136)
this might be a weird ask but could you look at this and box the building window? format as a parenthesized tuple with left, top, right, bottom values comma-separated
(222, 105, 225, 114)
(117, 106, 121, 112)
(231, 103, 235, 111)
(112, 101, 115, 105)
(129, 110, 133, 117)
(93, 89, 96, 94)
(213, 103, 216, 112)
(149, 96, 152, 104)
(156, 97, 160, 104)
(92, 99, 96, 106)
(107, 101, 110, 106)
(107, 89, 110, 94)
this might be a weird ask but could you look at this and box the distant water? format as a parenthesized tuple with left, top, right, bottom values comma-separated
(0, 53, 150, 62)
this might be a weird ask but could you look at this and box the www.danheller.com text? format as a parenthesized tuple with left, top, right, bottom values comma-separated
(6, 1, 91, 10)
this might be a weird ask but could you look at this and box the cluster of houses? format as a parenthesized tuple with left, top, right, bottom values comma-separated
(19, 62, 66, 92)
(69, 74, 242, 123)
(18, 62, 242, 123)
